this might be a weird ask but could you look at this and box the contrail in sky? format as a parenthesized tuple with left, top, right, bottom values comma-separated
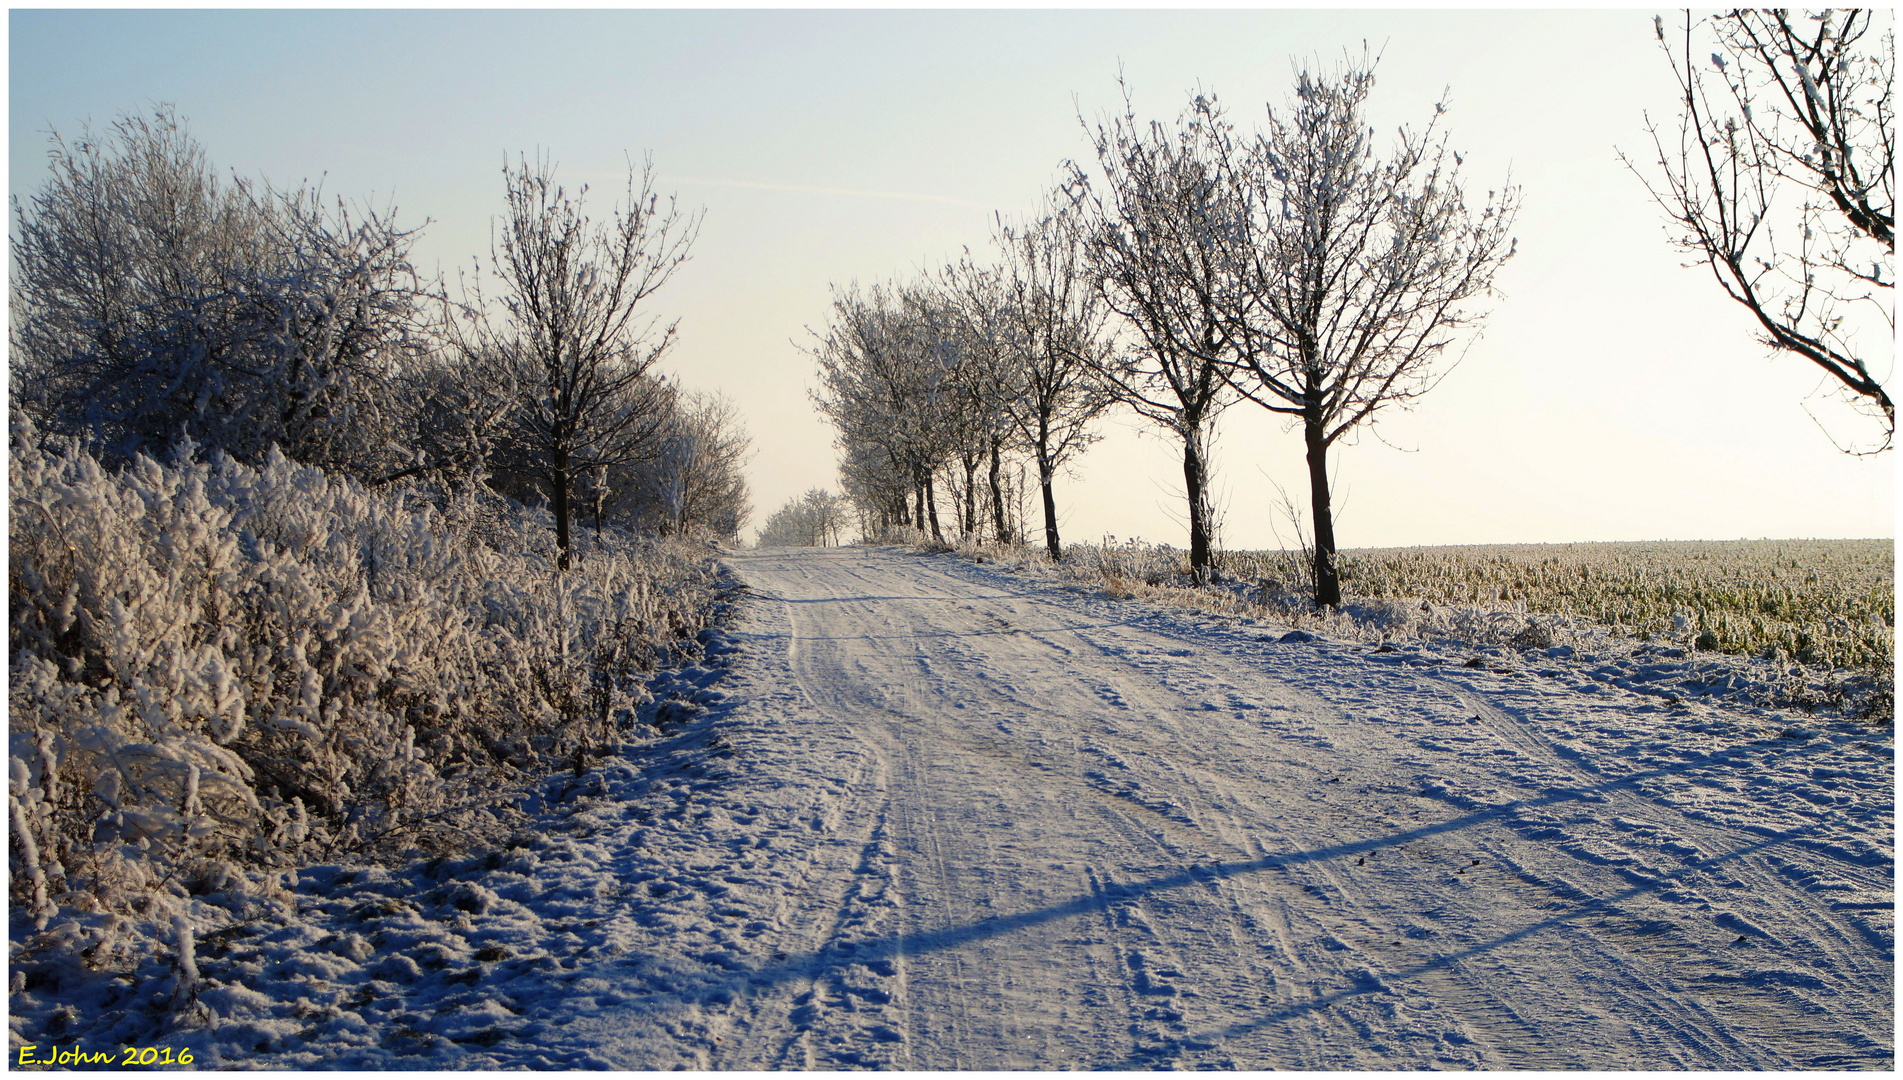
(671, 176, 988, 209)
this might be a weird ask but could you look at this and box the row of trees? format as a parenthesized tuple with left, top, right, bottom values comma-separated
(756, 488, 850, 547)
(810, 206, 1115, 563)
(815, 55, 1519, 605)
(815, 12, 1894, 600)
(10, 108, 751, 558)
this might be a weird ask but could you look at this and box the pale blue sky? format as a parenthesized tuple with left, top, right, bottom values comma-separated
(10, 8, 1894, 546)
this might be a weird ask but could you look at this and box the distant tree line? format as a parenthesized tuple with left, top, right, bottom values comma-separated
(10, 107, 751, 557)
(756, 488, 849, 547)
(812, 55, 1519, 605)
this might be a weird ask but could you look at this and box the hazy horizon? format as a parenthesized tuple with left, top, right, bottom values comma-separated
(10, 8, 1894, 547)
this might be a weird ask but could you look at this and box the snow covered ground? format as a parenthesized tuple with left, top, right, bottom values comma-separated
(10, 545, 1892, 1068)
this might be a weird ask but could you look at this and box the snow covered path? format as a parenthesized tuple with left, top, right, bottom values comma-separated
(694, 547, 1891, 1069)
(28, 545, 1884, 1068)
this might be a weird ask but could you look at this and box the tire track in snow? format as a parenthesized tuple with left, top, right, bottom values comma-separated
(1434, 678, 1892, 1066)
(715, 548, 1890, 1069)
(1040, 617, 1642, 1067)
(1041, 596, 1888, 1068)
(1122, 643, 1859, 1068)
(762, 552, 1222, 1066)
(707, 575, 908, 1070)
(900, 556, 1550, 1066)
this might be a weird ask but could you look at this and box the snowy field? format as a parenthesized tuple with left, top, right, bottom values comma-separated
(10, 545, 1893, 1068)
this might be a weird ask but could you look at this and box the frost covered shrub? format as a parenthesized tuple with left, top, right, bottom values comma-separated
(859, 524, 941, 550)
(9, 417, 717, 919)
(1079, 536, 1189, 588)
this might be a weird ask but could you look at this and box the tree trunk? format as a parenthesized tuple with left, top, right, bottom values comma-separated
(1037, 448, 1062, 561)
(1182, 424, 1212, 582)
(987, 437, 1010, 544)
(914, 484, 926, 532)
(962, 457, 979, 539)
(592, 468, 606, 543)
(1305, 417, 1341, 607)
(923, 474, 945, 543)
(552, 451, 573, 573)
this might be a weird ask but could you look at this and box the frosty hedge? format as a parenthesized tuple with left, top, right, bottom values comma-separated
(9, 416, 720, 926)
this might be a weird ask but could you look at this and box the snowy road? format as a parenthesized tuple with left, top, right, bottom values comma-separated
(46, 545, 1883, 1067)
(696, 546, 1891, 1069)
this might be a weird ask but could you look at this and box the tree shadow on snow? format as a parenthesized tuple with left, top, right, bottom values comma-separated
(685, 733, 1866, 1064)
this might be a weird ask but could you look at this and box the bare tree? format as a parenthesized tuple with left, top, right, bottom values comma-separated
(1227, 59, 1519, 607)
(1070, 88, 1243, 580)
(1628, 9, 1894, 448)
(961, 203, 1116, 559)
(454, 153, 701, 569)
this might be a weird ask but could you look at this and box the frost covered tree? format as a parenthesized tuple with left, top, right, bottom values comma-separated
(944, 266, 1022, 547)
(814, 266, 1080, 550)
(1070, 88, 1243, 581)
(1628, 10, 1894, 448)
(958, 204, 1116, 559)
(9, 106, 432, 479)
(1226, 59, 1519, 607)
(619, 390, 753, 541)
(932, 300, 1004, 543)
(805, 487, 848, 546)
(811, 284, 918, 534)
(898, 287, 980, 542)
(385, 346, 516, 494)
(453, 154, 701, 569)
(811, 282, 976, 543)
(755, 488, 845, 547)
